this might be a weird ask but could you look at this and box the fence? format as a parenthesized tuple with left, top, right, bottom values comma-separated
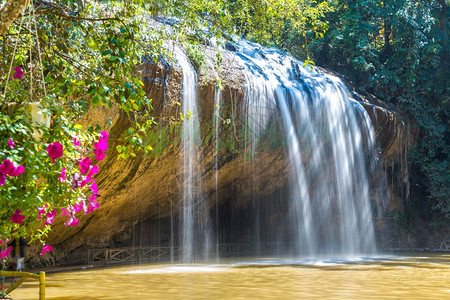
(88, 243, 298, 265)
(0, 271, 45, 300)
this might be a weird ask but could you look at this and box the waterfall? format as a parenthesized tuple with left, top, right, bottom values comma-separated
(214, 82, 222, 261)
(235, 40, 377, 255)
(174, 47, 212, 262)
(170, 39, 378, 260)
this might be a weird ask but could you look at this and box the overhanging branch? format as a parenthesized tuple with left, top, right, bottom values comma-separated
(0, 0, 29, 35)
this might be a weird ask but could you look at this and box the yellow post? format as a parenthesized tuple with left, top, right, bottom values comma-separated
(0, 270, 45, 298)
(39, 271, 45, 300)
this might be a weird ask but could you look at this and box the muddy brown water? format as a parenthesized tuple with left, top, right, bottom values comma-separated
(10, 254, 450, 299)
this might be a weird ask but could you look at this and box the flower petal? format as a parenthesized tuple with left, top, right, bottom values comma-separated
(40, 244, 53, 255)
(8, 138, 15, 149)
(47, 142, 64, 163)
(0, 246, 12, 258)
(10, 209, 26, 224)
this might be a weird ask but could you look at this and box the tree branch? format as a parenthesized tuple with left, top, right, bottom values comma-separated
(0, 0, 29, 35)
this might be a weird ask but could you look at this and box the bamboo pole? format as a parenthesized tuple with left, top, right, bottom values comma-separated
(39, 271, 45, 300)
(0, 270, 45, 299)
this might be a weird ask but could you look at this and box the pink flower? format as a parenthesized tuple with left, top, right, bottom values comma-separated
(0, 246, 12, 258)
(0, 160, 24, 177)
(7, 137, 15, 149)
(80, 176, 91, 188)
(10, 209, 25, 224)
(100, 131, 109, 140)
(93, 144, 106, 161)
(37, 204, 48, 220)
(84, 201, 99, 215)
(58, 167, 66, 182)
(40, 244, 53, 256)
(13, 67, 23, 80)
(44, 209, 57, 225)
(93, 131, 109, 161)
(72, 202, 83, 213)
(89, 194, 96, 202)
(79, 157, 91, 174)
(61, 207, 70, 216)
(90, 179, 98, 195)
(73, 138, 80, 147)
(47, 142, 64, 164)
(0, 173, 5, 186)
(0, 159, 15, 176)
(87, 165, 99, 177)
(64, 215, 79, 227)
(0, 237, 8, 246)
(10, 165, 25, 177)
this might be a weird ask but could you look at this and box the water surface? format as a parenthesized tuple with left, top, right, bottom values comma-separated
(11, 254, 450, 299)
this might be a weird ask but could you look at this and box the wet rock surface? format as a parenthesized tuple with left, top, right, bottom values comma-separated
(26, 45, 410, 268)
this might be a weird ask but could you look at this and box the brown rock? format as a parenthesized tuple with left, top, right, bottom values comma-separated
(26, 45, 409, 268)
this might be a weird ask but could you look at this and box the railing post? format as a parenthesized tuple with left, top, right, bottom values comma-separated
(105, 249, 109, 266)
(39, 271, 45, 300)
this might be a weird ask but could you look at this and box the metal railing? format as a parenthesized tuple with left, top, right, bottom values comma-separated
(88, 246, 179, 265)
(88, 243, 298, 265)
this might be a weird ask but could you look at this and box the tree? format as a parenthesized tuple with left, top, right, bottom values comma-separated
(0, 0, 156, 272)
(306, 0, 449, 220)
(0, 0, 29, 35)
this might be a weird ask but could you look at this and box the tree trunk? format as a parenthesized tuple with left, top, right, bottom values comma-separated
(0, 0, 29, 35)
(438, 0, 448, 72)
(383, 0, 392, 56)
(439, 0, 447, 51)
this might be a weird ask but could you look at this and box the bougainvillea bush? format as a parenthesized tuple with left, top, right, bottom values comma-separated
(0, 68, 109, 259)
(0, 0, 153, 264)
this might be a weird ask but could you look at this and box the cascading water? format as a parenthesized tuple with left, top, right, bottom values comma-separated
(174, 47, 212, 262)
(170, 38, 378, 260)
(235, 40, 377, 256)
(213, 83, 222, 260)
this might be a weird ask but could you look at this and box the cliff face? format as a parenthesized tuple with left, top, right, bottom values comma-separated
(27, 46, 408, 267)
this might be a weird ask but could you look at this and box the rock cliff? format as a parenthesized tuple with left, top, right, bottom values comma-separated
(26, 44, 408, 267)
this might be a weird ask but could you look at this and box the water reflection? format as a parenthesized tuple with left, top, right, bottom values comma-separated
(11, 254, 450, 299)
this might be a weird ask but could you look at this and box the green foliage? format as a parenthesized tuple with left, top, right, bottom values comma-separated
(0, 0, 160, 253)
(0, 101, 99, 244)
(184, 41, 207, 72)
(302, 0, 449, 221)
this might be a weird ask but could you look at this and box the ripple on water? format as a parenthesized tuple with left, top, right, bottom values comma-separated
(123, 265, 228, 274)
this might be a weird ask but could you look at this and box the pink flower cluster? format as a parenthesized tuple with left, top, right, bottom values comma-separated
(0, 235, 10, 255)
(56, 132, 108, 227)
(0, 236, 11, 258)
(0, 158, 25, 186)
(40, 132, 108, 243)
(1, 132, 109, 256)
(0, 246, 12, 259)
(62, 176, 100, 227)
(37, 204, 57, 226)
(93, 131, 109, 161)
